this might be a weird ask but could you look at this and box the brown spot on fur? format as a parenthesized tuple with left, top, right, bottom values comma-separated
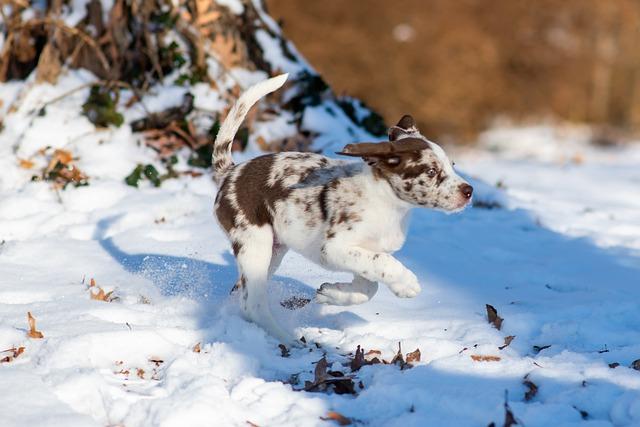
(234, 155, 292, 226)
(304, 201, 313, 212)
(319, 188, 329, 220)
(215, 181, 237, 233)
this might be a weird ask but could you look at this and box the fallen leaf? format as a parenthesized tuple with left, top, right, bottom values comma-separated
(89, 280, 117, 302)
(350, 345, 366, 371)
(256, 136, 269, 151)
(608, 362, 620, 368)
(193, 342, 201, 353)
(149, 358, 163, 366)
(573, 406, 589, 420)
(523, 375, 538, 401)
(209, 35, 243, 70)
(18, 158, 34, 169)
(532, 344, 551, 354)
(470, 355, 501, 362)
(0, 346, 25, 363)
(136, 368, 145, 379)
(90, 287, 115, 302)
(364, 349, 382, 363)
(486, 304, 503, 330)
(503, 400, 518, 427)
(389, 342, 405, 367)
(304, 356, 356, 395)
(278, 344, 290, 358)
(27, 312, 44, 339)
(499, 336, 516, 350)
(406, 348, 421, 363)
(631, 359, 640, 371)
(320, 411, 352, 426)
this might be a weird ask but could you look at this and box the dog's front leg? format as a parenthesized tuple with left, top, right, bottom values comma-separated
(321, 243, 421, 298)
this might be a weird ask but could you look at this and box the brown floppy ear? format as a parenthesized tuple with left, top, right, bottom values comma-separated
(336, 142, 395, 157)
(389, 114, 419, 141)
(336, 138, 430, 163)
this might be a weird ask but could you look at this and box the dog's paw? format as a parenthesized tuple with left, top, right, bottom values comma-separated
(388, 273, 421, 298)
(315, 282, 371, 306)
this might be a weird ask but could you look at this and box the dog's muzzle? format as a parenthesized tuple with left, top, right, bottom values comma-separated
(459, 183, 473, 199)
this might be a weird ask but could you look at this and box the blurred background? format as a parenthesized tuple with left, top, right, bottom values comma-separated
(268, 0, 640, 143)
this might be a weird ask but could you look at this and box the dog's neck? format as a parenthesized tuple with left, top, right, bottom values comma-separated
(362, 164, 414, 214)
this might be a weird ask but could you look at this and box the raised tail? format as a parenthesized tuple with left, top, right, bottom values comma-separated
(212, 73, 289, 183)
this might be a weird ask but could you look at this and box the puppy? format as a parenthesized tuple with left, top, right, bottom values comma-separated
(213, 74, 473, 343)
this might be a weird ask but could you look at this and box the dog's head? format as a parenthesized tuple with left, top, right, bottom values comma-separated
(337, 115, 472, 211)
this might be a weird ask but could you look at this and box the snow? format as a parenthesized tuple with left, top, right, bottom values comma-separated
(2, 60, 640, 427)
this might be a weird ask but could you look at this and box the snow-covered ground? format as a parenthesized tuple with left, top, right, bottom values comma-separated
(1, 75, 640, 427)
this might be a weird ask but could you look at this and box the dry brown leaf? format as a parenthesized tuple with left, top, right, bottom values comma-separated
(49, 149, 73, 167)
(90, 287, 115, 302)
(193, 342, 201, 353)
(321, 411, 352, 426)
(350, 345, 366, 371)
(0, 346, 25, 363)
(136, 368, 145, 379)
(209, 35, 242, 69)
(256, 136, 269, 151)
(389, 342, 406, 367)
(406, 348, 421, 363)
(364, 349, 382, 362)
(89, 278, 96, 288)
(278, 344, 290, 358)
(486, 304, 504, 330)
(305, 356, 356, 394)
(470, 355, 501, 362)
(197, 11, 221, 28)
(27, 312, 44, 339)
(523, 375, 538, 401)
(503, 400, 518, 427)
(36, 41, 62, 84)
(18, 158, 35, 169)
(149, 358, 164, 366)
(499, 335, 516, 350)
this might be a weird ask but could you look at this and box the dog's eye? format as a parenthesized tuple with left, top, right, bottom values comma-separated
(426, 168, 438, 178)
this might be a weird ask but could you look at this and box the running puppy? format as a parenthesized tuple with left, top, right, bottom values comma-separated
(213, 74, 473, 343)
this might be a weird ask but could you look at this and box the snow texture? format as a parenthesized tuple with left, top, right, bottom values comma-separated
(1, 4, 640, 425)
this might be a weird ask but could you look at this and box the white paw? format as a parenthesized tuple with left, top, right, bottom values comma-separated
(315, 282, 370, 306)
(388, 273, 421, 298)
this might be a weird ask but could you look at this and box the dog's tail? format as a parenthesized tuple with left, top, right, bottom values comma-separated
(212, 73, 289, 183)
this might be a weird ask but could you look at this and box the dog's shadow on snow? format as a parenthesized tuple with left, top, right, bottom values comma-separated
(94, 217, 365, 333)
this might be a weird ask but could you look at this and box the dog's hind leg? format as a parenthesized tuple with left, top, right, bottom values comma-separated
(235, 226, 294, 344)
(315, 275, 378, 306)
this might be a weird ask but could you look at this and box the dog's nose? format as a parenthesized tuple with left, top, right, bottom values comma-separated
(459, 183, 473, 199)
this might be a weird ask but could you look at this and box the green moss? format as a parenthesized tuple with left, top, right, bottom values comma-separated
(82, 86, 124, 128)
